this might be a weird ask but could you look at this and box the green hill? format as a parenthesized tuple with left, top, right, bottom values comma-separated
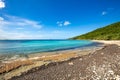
(72, 22, 120, 40)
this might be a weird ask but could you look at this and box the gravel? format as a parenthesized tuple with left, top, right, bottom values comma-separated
(10, 44, 120, 80)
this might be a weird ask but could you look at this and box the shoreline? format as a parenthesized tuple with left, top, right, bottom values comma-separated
(93, 40, 120, 46)
(1, 40, 120, 80)
(0, 43, 104, 80)
(0, 41, 102, 62)
(10, 44, 120, 80)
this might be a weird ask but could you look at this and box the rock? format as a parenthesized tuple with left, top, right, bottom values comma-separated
(68, 74, 71, 77)
(68, 62, 74, 65)
(101, 53, 104, 55)
(79, 58, 82, 61)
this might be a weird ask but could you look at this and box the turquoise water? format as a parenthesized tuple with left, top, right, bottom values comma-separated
(0, 40, 100, 55)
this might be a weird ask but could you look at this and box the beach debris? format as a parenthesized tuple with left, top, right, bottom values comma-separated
(68, 62, 74, 65)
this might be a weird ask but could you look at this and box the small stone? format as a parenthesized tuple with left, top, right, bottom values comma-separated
(68, 62, 74, 65)
(108, 70, 114, 75)
(115, 75, 120, 80)
(72, 78, 76, 80)
(101, 53, 104, 55)
(41, 56, 46, 58)
(79, 58, 82, 61)
(68, 74, 71, 77)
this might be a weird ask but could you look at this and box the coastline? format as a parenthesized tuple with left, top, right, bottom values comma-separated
(93, 40, 120, 46)
(1, 40, 120, 80)
(0, 43, 103, 80)
(10, 43, 120, 80)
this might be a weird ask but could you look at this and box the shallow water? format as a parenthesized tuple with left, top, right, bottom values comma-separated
(0, 40, 100, 55)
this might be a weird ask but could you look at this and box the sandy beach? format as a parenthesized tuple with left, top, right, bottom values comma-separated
(93, 40, 120, 46)
(0, 44, 102, 80)
(1, 40, 120, 80)
(0, 0, 119, 79)
(10, 44, 120, 80)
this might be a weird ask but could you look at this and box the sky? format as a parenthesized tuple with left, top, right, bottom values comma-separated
(0, 0, 120, 39)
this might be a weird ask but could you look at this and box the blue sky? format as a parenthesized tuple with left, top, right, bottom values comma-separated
(0, 0, 120, 39)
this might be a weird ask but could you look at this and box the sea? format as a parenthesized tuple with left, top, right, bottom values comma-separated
(0, 40, 102, 60)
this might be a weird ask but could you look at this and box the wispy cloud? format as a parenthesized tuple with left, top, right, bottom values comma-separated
(0, 0, 5, 9)
(2, 15, 43, 28)
(0, 17, 4, 20)
(102, 11, 107, 16)
(57, 21, 71, 26)
(0, 30, 43, 39)
(101, 8, 114, 16)
(64, 21, 71, 26)
(57, 21, 63, 26)
(0, 15, 43, 39)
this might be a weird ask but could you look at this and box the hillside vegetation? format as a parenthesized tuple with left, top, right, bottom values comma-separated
(72, 22, 120, 40)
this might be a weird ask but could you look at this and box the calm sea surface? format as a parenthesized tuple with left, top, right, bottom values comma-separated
(0, 40, 100, 55)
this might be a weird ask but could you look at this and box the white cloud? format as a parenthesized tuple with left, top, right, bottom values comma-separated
(57, 21, 63, 26)
(0, 17, 4, 21)
(57, 21, 71, 26)
(0, 0, 5, 9)
(0, 15, 43, 39)
(101, 8, 114, 16)
(64, 21, 71, 26)
(0, 29, 43, 39)
(102, 11, 107, 16)
(0, 15, 43, 28)
(4, 15, 43, 28)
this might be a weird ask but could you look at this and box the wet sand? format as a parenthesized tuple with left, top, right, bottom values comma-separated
(10, 44, 120, 80)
